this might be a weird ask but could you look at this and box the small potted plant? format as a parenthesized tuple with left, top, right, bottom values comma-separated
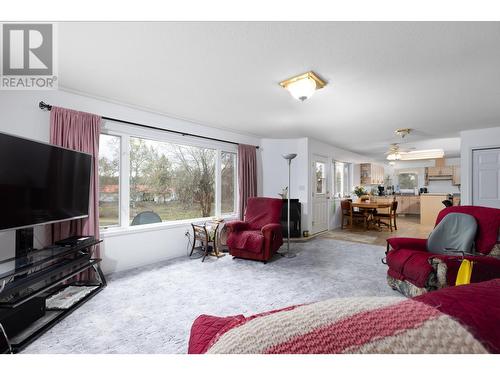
(353, 186, 369, 202)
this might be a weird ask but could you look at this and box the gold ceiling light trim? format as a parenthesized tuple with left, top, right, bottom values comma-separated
(279, 71, 327, 90)
(394, 128, 412, 138)
(279, 71, 327, 101)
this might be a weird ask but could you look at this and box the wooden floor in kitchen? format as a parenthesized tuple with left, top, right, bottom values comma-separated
(320, 215, 434, 247)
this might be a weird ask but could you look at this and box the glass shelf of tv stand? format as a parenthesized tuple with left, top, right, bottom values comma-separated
(0, 239, 102, 283)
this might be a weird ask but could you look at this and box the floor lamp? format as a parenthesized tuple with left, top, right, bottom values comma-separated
(282, 153, 297, 258)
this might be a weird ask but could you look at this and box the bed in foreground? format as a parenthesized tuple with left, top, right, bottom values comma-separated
(188, 279, 500, 354)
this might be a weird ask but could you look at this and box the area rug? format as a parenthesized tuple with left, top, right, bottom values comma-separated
(22, 238, 399, 354)
(320, 231, 378, 244)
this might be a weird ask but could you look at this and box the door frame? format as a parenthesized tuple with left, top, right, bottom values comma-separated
(471, 146, 500, 207)
(311, 154, 330, 234)
(461, 143, 500, 205)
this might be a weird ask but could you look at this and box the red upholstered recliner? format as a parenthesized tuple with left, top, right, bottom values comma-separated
(385, 206, 500, 297)
(226, 197, 284, 262)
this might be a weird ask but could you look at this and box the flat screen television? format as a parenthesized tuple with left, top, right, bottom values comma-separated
(0, 132, 92, 231)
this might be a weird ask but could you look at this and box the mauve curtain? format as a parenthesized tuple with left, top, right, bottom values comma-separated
(238, 144, 257, 219)
(49, 107, 101, 257)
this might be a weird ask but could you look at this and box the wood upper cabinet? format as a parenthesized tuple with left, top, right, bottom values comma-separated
(427, 166, 453, 177)
(452, 166, 461, 185)
(360, 163, 385, 185)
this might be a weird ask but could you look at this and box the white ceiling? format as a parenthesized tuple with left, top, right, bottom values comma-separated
(58, 22, 500, 159)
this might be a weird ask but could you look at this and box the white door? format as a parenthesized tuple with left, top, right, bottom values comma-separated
(473, 148, 500, 208)
(312, 156, 329, 234)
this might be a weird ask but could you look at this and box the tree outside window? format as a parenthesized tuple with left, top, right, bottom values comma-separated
(221, 152, 236, 214)
(398, 172, 418, 189)
(98, 134, 120, 227)
(129, 137, 216, 223)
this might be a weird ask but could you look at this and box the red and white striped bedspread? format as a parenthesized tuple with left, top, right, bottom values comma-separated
(203, 297, 487, 354)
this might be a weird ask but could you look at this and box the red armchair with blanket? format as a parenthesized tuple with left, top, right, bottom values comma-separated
(385, 206, 500, 297)
(226, 197, 283, 262)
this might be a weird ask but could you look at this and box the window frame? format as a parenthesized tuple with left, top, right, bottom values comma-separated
(315, 161, 327, 195)
(397, 172, 418, 190)
(220, 151, 238, 215)
(100, 120, 239, 233)
(332, 160, 352, 199)
(98, 133, 122, 229)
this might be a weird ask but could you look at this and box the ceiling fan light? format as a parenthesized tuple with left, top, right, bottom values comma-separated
(386, 151, 402, 161)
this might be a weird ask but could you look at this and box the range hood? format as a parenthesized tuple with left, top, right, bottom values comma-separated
(428, 175, 452, 180)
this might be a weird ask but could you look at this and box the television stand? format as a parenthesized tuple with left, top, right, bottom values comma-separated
(0, 239, 106, 353)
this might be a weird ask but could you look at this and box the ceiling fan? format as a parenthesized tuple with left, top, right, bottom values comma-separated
(384, 128, 416, 160)
(384, 143, 416, 160)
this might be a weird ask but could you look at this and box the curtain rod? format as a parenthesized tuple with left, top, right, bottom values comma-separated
(38, 101, 259, 149)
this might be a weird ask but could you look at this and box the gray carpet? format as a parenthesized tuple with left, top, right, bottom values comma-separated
(22, 238, 400, 354)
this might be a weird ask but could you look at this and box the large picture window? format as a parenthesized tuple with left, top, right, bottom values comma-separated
(129, 137, 216, 223)
(98, 128, 238, 229)
(98, 134, 121, 227)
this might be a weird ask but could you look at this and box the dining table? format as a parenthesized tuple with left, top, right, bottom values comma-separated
(351, 201, 391, 230)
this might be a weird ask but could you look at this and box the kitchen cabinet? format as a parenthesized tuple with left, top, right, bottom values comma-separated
(421, 194, 448, 226)
(408, 196, 421, 214)
(452, 166, 461, 185)
(427, 166, 453, 177)
(360, 163, 385, 185)
(396, 196, 409, 214)
(372, 195, 420, 215)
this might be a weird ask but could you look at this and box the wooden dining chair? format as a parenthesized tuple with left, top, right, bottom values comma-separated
(375, 199, 398, 231)
(341, 199, 365, 229)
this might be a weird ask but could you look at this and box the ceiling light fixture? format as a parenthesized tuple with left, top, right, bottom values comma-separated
(399, 149, 445, 161)
(386, 152, 401, 161)
(394, 128, 412, 138)
(279, 71, 327, 101)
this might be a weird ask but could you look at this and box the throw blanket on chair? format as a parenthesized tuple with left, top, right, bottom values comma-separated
(189, 280, 500, 354)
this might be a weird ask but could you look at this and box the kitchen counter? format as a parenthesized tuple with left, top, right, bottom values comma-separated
(420, 193, 451, 196)
(371, 195, 420, 215)
(420, 193, 449, 226)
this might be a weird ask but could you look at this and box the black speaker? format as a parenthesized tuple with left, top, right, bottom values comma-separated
(0, 297, 46, 338)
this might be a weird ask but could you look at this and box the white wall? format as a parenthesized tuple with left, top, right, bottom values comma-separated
(260, 138, 309, 230)
(0, 89, 261, 274)
(460, 127, 500, 205)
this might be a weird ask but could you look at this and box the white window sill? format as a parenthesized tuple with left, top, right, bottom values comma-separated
(100, 214, 238, 238)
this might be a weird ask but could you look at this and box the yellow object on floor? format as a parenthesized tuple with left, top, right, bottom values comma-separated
(455, 259, 474, 286)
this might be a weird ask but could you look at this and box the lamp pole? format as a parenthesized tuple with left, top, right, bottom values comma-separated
(282, 153, 297, 258)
